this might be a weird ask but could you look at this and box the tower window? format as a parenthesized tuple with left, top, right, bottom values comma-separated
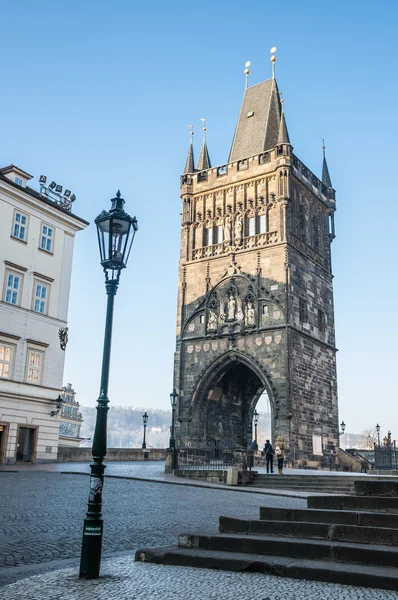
(318, 309, 325, 332)
(204, 228, 213, 246)
(246, 217, 255, 237)
(258, 214, 267, 234)
(215, 225, 223, 244)
(299, 299, 307, 323)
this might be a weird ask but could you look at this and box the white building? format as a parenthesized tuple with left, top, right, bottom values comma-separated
(0, 165, 88, 464)
(59, 382, 84, 447)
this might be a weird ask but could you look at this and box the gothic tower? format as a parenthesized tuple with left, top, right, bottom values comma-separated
(174, 68, 338, 468)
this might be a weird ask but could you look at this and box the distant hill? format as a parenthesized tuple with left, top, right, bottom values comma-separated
(79, 406, 272, 449)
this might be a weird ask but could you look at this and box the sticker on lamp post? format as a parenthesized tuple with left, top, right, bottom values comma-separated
(88, 476, 103, 502)
(84, 524, 102, 536)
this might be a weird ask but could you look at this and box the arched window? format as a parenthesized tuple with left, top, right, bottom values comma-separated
(299, 205, 305, 240)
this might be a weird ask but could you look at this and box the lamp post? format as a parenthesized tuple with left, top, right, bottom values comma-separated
(253, 409, 259, 451)
(376, 423, 381, 446)
(79, 191, 138, 580)
(169, 389, 179, 449)
(340, 421, 346, 435)
(142, 412, 148, 449)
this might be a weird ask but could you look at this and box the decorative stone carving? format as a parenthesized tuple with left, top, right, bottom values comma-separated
(207, 310, 218, 333)
(224, 213, 233, 244)
(227, 292, 236, 320)
(234, 215, 243, 245)
(245, 300, 255, 327)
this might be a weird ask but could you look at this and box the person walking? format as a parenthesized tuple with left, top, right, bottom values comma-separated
(275, 435, 285, 474)
(263, 439, 274, 473)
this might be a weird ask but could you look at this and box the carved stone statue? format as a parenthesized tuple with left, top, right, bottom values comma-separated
(236, 297, 244, 321)
(245, 300, 255, 327)
(234, 215, 242, 244)
(227, 293, 236, 320)
(224, 214, 233, 244)
(207, 310, 218, 333)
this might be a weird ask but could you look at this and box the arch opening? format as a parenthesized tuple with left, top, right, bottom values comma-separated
(191, 354, 274, 449)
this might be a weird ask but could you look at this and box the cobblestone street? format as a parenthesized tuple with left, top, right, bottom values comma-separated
(1, 465, 397, 599)
(0, 468, 304, 573)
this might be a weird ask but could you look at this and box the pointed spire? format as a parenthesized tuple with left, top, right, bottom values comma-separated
(277, 99, 290, 144)
(184, 125, 195, 173)
(322, 141, 332, 188)
(196, 118, 212, 170)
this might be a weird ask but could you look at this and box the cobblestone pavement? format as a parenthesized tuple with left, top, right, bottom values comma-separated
(2, 555, 398, 600)
(0, 470, 305, 576)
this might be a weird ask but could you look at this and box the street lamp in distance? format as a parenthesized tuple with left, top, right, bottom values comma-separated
(142, 412, 148, 449)
(340, 421, 346, 435)
(79, 190, 138, 580)
(253, 409, 259, 451)
(376, 423, 381, 446)
(169, 389, 179, 449)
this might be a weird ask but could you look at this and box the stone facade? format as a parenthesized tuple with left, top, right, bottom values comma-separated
(173, 76, 339, 467)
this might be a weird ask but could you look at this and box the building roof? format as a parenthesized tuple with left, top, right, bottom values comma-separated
(0, 171, 90, 226)
(322, 151, 333, 188)
(277, 108, 290, 145)
(229, 78, 282, 162)
(0, 164, 33, 179)
(196, 139, 212, 171)
(184, 139, 195, 173)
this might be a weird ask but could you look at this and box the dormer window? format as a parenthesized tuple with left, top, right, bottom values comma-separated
(14, 176, 23, 186)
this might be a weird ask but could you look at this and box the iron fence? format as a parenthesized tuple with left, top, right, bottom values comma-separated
(374, 442, 398, 470)
(176, 440, 236, 470)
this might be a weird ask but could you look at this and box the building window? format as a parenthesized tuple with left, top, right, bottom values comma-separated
(246, 217, 256, 237)
(299, 299, 307, 323)
(262, 305, 269, 315)
(258, 214, 267, 234)
(26, 350, 43, 384)
(5, 271, 21, 305)
(33, 282, 49, 314)
(0, 344, 13, 379)
(12, 211, 28, 241)
(215, 225, 223, 244)
(40, 224, 54, 253)
(318, 309, 325, 332)
(59, 422, 80, 438)
(204, 227, 213, 246)
(14, 176, 23, 186)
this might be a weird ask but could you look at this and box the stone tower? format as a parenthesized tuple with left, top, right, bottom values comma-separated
(174, 72, 338, 468)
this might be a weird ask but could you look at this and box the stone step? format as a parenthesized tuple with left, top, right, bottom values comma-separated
(219, 516, 398, 546)
(251, 482, 354, 492)
(258, 506, 398, 528)
(177, 532, 398, 567)
(308, 494, 398, 512)
(135, 545, 398, 591)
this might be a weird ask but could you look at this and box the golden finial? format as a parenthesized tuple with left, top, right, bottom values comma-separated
(200, 117, 207, 141)
(244, 60, 251, 89)
(188, 124, 194, 144)
(270, 46, 277, 79)
(321, 137, 326, 156)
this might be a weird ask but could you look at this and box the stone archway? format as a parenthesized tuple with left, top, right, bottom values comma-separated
(190, 351, 274, 449)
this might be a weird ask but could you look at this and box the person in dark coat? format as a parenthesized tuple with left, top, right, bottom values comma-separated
(263, 439, 274, 473)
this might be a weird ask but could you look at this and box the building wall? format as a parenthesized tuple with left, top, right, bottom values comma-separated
(0, 170, 88, 464)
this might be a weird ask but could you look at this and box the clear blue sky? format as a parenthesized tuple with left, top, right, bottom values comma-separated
(1, 1, 397, 438)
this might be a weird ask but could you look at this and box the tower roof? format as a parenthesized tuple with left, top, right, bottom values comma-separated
(229, 78, 282, 162)
(196, 138, 212, 171)
(184, 139, 195, 173)
(322, 148, 333, 188)
(277, 105, 290, 144)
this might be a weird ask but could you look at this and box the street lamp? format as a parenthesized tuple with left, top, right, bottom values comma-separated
(79, 191, 138, 580)
(169, 389, 179, 449)
(340, 420, 346, 435)
(253, 409, 259, 451)
(142, 412, 148, 449)
(376, 423, 381, 446)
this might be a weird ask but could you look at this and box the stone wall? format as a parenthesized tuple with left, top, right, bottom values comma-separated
(57, 447, 167, 462)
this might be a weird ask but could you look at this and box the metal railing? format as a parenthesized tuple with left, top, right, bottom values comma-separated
(176, 440, 236, 470)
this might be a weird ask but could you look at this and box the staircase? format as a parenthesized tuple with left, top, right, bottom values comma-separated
(135, 479, 398, 590)
(248, 473, 357, 494)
